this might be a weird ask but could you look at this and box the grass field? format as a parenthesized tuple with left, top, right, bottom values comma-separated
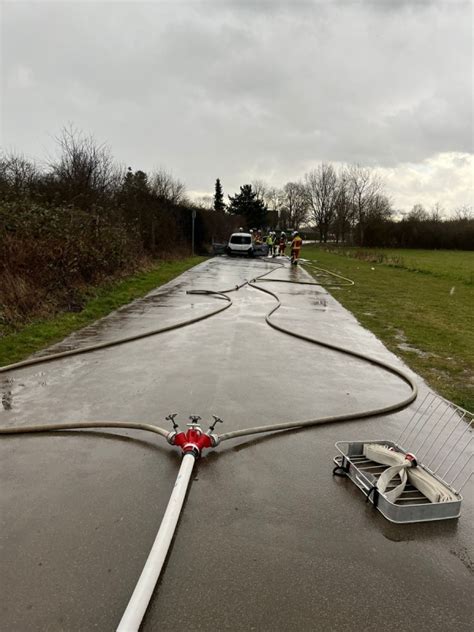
(0, 257, 205, 367)
(302, 245, 474, 412)
(319, 246, 474, 284)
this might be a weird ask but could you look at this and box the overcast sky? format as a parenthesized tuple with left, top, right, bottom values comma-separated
(1, 0, 472, 213)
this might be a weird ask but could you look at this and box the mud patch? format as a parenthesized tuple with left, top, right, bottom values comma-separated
(394, 328, 433, 358)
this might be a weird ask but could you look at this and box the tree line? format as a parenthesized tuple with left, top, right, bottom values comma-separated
(1, 127, 472, 326)
(0, 127, 237, 325)
(208, 164, 472, 250)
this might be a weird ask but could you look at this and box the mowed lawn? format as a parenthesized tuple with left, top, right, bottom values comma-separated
(302, 246, 474, 412)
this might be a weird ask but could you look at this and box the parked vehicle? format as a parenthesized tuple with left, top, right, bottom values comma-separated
(226, 232, 255, 256)
(212, 233, 269, 257)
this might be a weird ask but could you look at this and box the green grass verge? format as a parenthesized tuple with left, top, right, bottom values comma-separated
(302, 245, 474, 412)
(319, 246, 474, 284)
(0, 257, 206, 367)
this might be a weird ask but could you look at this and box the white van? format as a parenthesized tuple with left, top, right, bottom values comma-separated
(226, 232, 254, 257)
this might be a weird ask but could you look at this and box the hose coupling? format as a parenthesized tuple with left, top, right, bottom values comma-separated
(166, 430, 178, 445)
(208, 433, 220, 447)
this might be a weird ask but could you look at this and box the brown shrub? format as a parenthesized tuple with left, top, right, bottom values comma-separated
(0, 203, 142, 327)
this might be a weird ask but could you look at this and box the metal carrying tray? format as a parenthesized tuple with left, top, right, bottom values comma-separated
(333, 440, 462, 523)
(332, 393, 472, 524)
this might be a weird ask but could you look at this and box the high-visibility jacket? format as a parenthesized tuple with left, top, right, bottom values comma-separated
(266, 235, 274, 246)
(291, 235, 302, 250)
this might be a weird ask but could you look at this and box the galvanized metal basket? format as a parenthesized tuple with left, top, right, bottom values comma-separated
(332, 393, 473, 524)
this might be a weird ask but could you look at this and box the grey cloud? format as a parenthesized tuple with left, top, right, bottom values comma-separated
(1, 0, 472, 207)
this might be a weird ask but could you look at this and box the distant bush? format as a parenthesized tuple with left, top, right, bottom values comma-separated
(0, 127, 238, 326)
(0, 202, 141, 325)
(391, 217, 474, 250)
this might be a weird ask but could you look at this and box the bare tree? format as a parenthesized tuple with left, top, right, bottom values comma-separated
(150, 168, 187, 204)
(304, 163, 338, 242)
(347, 164, 382, 245)
(0, 151, 38, 197)
(279, 181, 308, 229)
(251, 179, 268, 203)
(49, 125, 117, 206)
(453, 205, 473, 220)
(264, 186, 280, 211)
(407, 204, 429, 221)
(195, 195, 213, 209)
(367, 193, 392, 219)
(332, 170, 353, 243)
(430, 202, 444, 221)
(361, 193, 393, 246)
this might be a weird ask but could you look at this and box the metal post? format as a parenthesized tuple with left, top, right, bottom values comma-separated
(191, 209, 196, 256)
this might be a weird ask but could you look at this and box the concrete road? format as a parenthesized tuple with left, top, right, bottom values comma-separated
(1, 257, 472, 631)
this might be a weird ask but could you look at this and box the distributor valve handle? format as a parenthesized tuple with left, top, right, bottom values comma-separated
(209, 415, 224, 432)
(165, 413, 179, 430)
(187, 415, 202, 427)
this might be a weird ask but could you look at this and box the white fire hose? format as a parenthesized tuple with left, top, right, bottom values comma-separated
(116, 453, 196, 632)
(363, 444, 458, 503)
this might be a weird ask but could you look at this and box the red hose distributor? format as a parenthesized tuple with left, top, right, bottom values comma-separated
(165, 414, 222, 457)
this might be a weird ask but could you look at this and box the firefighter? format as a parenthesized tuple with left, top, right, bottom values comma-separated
(290, 231, 302, 265)
(266, 232, 274, 256)
(272, 232, 278, 256)
(279, 232, 287, 256)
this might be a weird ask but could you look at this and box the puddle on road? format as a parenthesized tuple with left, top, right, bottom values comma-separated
(35, 282, 204, 355)
(0, 377, 19, 411)
(2, 389, 12, 411)
(313, 298, 328, 308)
(450, 546, 474, 573)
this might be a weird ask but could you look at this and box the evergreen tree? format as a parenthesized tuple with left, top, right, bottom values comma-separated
(120, 168, 151, 208)
(213, 178, 225, 212)
(119, 168, 155, 246)
(228, 184, 268, 228)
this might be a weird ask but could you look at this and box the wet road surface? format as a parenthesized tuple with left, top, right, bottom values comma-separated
(1, 257, 473, 631)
